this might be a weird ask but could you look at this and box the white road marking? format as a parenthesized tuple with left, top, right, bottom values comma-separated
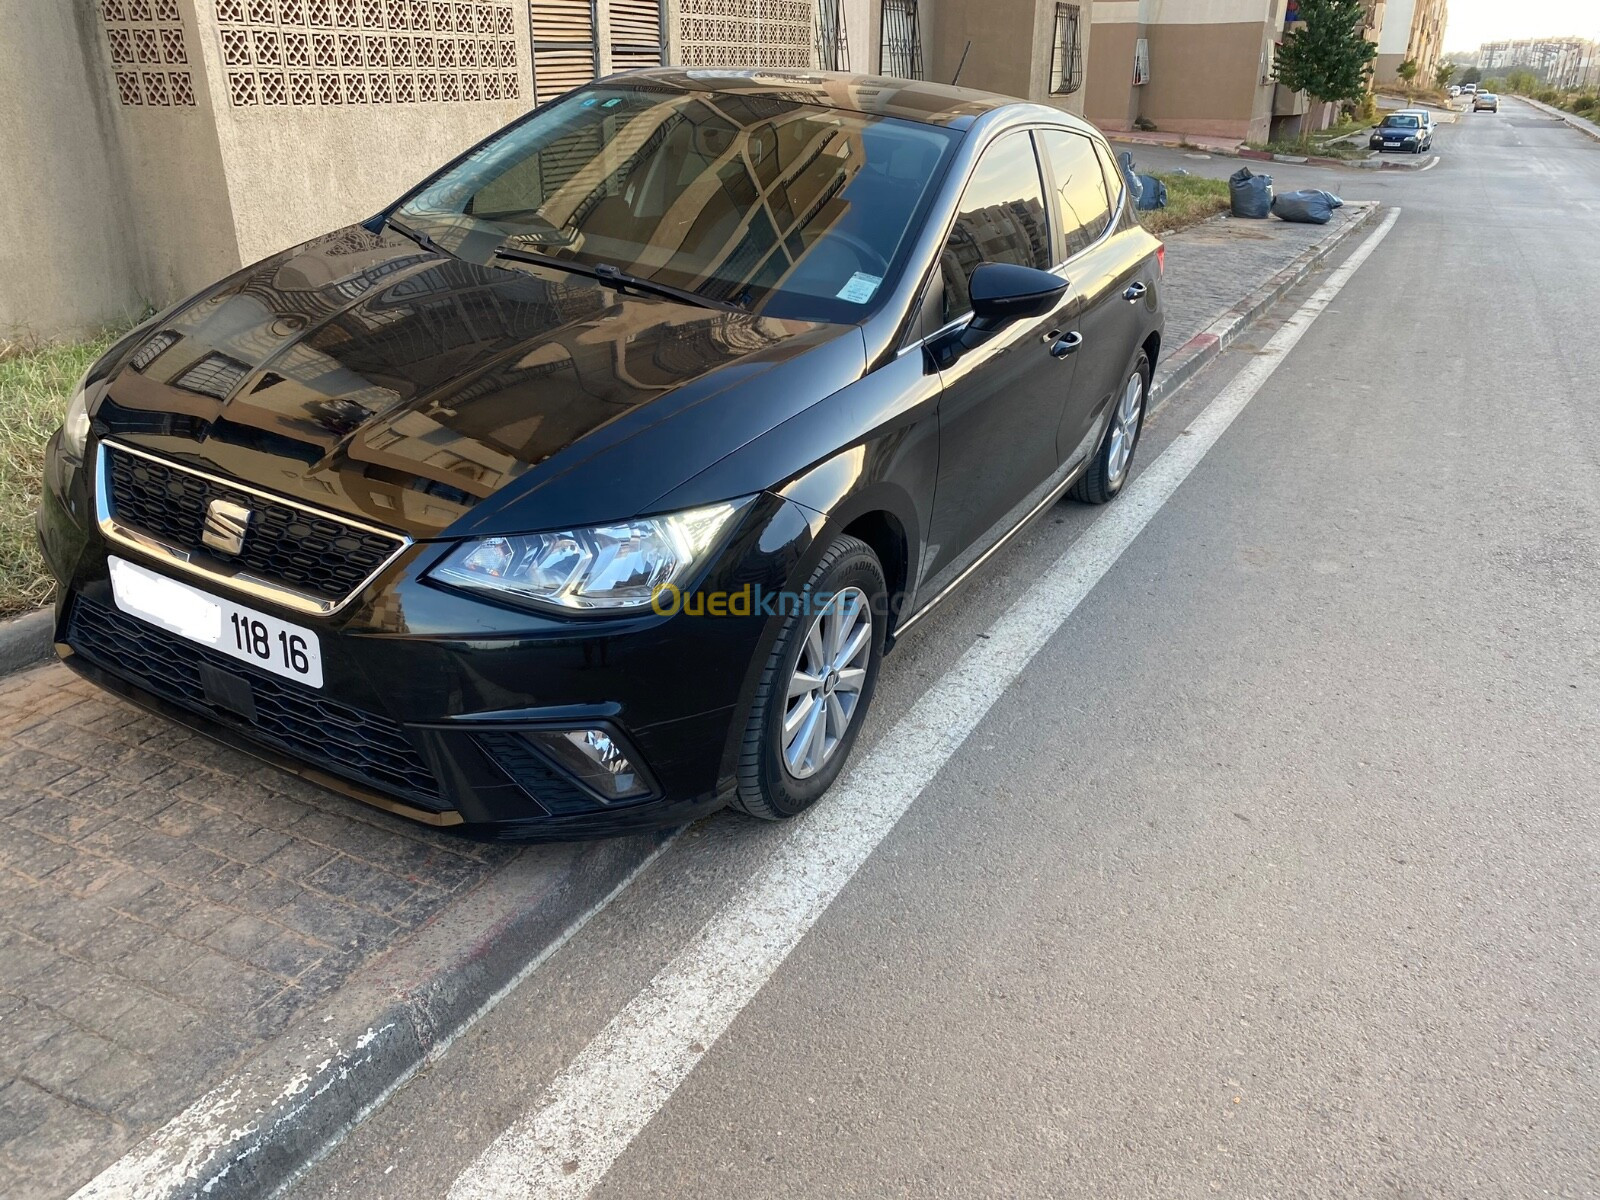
(448, 207, 1405, 1200)
(1420, 155, 1441, 171)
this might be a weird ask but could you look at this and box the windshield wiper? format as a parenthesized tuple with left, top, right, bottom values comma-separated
(384, 215, 448, 256)
(492, 244, 740, 312)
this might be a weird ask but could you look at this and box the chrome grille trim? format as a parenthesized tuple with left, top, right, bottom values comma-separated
(93, 439, 413, 617)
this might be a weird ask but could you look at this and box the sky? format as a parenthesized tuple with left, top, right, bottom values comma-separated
(1442, 0, 1600, 52)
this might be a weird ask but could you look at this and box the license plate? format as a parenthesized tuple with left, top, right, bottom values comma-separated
(108, 556, 324, 688)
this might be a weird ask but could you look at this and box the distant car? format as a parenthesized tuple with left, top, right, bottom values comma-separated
(1370, 111, 1433, 153)
(1474, 92, 1500, 112)
(1448, 85, 1462, 97)
(1462, 84, 1479, 95)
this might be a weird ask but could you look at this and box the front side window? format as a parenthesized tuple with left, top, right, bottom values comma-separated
(939, 133, 1051, 322)
(396, 84, 957, 322)
(1039, 129, 1112, 260)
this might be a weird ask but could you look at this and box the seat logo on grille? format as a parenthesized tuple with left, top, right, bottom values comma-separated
(202, 499, 253, 556)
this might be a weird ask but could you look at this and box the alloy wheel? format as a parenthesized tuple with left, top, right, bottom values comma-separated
(782, 586, 872, 779)
(1106, 369, 1144, 486)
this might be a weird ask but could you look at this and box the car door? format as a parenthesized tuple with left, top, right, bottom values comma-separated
(1037, 129, 1149, 467)
(919, 130, 1075, 594)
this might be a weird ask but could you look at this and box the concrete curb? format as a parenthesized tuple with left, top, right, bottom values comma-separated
(73, 830, 674, 1200)
(1518, 95, 1600, 143)
(1150, 201, 1380, 415)
(0, 606, 54, 676)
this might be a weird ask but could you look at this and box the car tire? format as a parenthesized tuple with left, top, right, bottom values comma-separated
(1071, 350, 1150, 505)
(730, 534, 886, 821)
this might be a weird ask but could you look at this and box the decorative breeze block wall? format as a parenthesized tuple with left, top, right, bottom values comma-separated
(678, 0, 815, 70)
(212, 0, 521, 106)
(101, 0, 199, 107)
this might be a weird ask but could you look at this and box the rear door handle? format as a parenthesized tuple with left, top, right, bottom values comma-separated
(1123, 281, 1148, 302)
(1049, 332, 1083, 359)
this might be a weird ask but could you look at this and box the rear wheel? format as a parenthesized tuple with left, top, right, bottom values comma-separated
(1071, 351, 1149, 505)
(731, 535, 885, 820)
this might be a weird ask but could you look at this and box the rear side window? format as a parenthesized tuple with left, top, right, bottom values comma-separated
(1093, 139, 1126, 217)
(939, 132, 1051, 321)
(1039, 129, 1113, 259)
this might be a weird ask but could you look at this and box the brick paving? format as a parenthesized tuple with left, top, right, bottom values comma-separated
(1159, 204, 1368, 354)
(0, 665, 515, 1198)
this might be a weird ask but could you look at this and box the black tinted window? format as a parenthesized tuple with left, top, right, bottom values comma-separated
(1040, 130, 1113, 259)
(939, 133, 1050, 321)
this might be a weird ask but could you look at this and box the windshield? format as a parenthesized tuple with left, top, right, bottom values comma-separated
(395, 84, 959, 322)
(1383, 115, 1420, 129)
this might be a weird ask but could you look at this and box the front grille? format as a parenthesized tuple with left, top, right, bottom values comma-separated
(104, 444, 402, 605)
(67, 596, 443, 808)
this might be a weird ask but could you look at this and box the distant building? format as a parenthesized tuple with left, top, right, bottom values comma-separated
(1478, 37, 1598, 89)
(1085, 0, 1384, 144)
(1375, 0, 1448, 86)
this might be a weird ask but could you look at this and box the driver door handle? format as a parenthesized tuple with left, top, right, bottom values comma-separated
(1123, 281, 1148, 302)
(1049, 331, 1083, 359)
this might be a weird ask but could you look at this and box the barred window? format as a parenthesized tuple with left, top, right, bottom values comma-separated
(1049, 3, 1082, 96)
(815, 0, 848, 71)
(880, 0, 922, 81)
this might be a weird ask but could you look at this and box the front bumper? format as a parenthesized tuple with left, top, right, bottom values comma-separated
(39, 435, 816, 839)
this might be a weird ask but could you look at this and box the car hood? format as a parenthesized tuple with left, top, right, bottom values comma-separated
(1377, 125, 1420, 135)
(92, 225, 866, 538)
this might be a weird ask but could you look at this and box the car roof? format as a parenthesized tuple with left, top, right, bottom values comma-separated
(602, 67, 1093, 133)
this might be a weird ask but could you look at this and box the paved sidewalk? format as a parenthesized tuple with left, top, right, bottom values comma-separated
(1160, 203, 1373, 355)
(0, 667, 516, 1198)
(0, 201, 1380, 1200)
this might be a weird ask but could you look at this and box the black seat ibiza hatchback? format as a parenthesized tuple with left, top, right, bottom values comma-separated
(40, 70, 1164, 838)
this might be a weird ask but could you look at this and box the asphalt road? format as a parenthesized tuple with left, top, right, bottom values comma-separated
(291, 101, 1599, 1198)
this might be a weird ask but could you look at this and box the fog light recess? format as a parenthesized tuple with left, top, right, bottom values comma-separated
(525, 727, 653, 803)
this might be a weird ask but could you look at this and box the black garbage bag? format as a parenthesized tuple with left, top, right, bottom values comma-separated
(1134, 174, 1168, 210)
(1271, 188, 1339, 224)
(1117, 151, 1145, 206)
(1229, 167, 1273, 219)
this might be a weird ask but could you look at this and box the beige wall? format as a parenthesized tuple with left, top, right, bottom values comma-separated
(1084, 17, 1139, 129)
(925, 0, 1090, 114)
(0, 0, 144, 342)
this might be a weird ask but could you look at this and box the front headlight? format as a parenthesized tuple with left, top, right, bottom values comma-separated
(428, 498, 752, 612)
(61, 371, 93, 462)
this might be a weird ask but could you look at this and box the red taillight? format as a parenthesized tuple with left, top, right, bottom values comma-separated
(1156, 243, 1165, 276)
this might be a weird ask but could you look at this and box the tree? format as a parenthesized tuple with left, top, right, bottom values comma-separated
(1274, 0, 1379, 144)
(1397, 58, 1419, 100)
(1504, 67, 1538, 94)
(1459, 65, 1482, 85)
(1435, 62, 1456, 90)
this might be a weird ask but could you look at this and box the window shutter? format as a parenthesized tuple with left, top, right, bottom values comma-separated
(531, 0, 597, 103)
(608, 0, 664, 71)
(1133, 37, 1150, 86)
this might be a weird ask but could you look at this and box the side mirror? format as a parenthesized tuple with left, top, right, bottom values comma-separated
(967, 262, 1069, 332)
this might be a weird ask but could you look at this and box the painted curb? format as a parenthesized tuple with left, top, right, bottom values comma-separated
(1517, 95, 1600, 144)
(72, 830, 674, 1200)
(0, 607, 54, 676)
(1149, 201, 1380, 416)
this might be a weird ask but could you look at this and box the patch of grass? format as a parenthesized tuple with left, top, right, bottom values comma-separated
(1247, 139, 1372, 161)
(0, 329, 130, 617)
(1138, 173, 1230, 236)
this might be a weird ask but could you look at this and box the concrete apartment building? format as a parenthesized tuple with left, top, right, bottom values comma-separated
(2, 0, 1093, 342)
(1478, 37, 1599, 90)
(1374, 0, 1447, 86)
(1085, 0, 1382, 144)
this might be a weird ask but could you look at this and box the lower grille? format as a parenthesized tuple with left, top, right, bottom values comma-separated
(67, 596, 443, 808)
